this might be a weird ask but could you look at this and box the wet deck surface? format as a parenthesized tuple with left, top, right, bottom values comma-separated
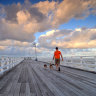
(0, 59, 96, 96)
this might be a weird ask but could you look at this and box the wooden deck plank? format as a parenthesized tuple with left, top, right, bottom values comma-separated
(30, 64, 66, 96)
(27, 64, 42, 96)
(13, 83, 21, 96)
(0, 62, 23, 96)
(30, 66, 55, 96)
(0, 65, 21, 95)
(31, 60, 96, 96)
(7, 64, 23, 96)
(0, 59, 96, 96)
(36, 64, 85, 96)
(26, 83, 31, 96)
(47, 67, 96, 96)
(19, 83, 26, 96)
(39, 67, 86, 96)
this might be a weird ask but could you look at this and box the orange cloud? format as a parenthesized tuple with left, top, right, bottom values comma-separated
(0, 40, 30, 47)
(34, 1, 56, 16)
(52, 0, 91, 26)
(17, 10, 31, 24)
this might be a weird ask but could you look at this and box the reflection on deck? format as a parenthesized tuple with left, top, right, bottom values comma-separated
(0, 59, 96, 96)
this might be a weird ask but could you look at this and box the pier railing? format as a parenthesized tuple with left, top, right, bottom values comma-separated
(0, 57, 24, 76)
(62, 56, 96, 72)
(38, 56, 96, 72)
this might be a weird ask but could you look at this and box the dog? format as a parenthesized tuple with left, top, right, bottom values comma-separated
(44, 64, 47, 68)
(49, 63, 53, 69)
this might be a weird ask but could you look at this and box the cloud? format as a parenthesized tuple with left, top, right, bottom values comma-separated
(0, 40, 31, 47)
(17, 10, 31, 24)
(90, 0, 96, 14)
(38, 29, 72, 48)
(0, 44, 49, 57)
(38, 28, 96, 49)
(52, 0, 94, 26)
(4, 3, 21, 22)
(33, 1, 57, 16)
(0, 1, 53, 42)
(34, 0, 96, 27)
(0, 46, 6, 50)
(0, 19, 36, 42)
(0, 0, 96, 56)
(0, 0, 96, 43)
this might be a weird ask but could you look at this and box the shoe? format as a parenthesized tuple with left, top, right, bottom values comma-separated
(58, 67, 60, 71)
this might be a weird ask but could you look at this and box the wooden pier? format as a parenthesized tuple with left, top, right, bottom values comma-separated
(0, 59, 96, 96)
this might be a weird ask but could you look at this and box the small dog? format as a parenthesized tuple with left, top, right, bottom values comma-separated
(44, 64, 47, 68)
(49, 63, 53, 69)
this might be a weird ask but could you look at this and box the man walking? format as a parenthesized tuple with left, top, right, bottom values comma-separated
(53, 47, 63, 71)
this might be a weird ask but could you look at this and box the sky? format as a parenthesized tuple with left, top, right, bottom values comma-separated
(0, 0, 96, 58)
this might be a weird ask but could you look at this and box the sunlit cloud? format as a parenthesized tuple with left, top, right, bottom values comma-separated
(0, 46, 6, 50)
(0, 0, 96, 42)
(39, 28, 96, 49)
(0, 0, 96, 56)
(0, 40, 31, 47)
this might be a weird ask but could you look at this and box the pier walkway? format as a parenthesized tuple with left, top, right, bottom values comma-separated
(0, 59, 96, 96)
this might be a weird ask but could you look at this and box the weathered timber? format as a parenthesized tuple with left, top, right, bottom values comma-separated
(0, 59, 96, 96)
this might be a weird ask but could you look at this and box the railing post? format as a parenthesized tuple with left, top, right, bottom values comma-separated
(71, 56, 73, 64)
(6, 57, 9, 70)
(0, 56, 24, 75)
(10, 58, 12, 69)
(64, 57, 66, 65)
(80, 56, 82, 65)
(94, 56, 96, 71)
(1, 57, 5, 74)
(0, 59, 2, 74)
(8, 57, 10, 69)
(12, 57, 14, 68)
(12, 57, 14, 67)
